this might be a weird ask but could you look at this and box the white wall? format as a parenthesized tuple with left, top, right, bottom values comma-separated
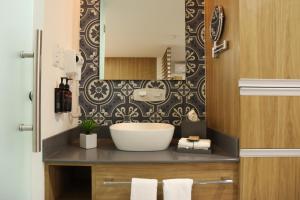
(42, 0, 80, 138)
(32, 0, 80, 200)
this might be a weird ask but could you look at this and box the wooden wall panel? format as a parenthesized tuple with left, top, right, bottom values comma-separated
(240, 96, 300, 148)
(240, 0, 300, 79)
(104, 57, 157, 80)
(240, 157, 300, 200)
(205, 0, 240, 137)
(93, 163, 238, 200)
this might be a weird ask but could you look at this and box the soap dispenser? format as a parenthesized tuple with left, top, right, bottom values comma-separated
(54, 78, 65, 113)
(63, 78, 72, 112)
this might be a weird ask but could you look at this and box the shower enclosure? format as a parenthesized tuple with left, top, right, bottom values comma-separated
(0, 0, 42, 199)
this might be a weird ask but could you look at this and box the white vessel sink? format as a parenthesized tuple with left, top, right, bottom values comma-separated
(109, 123, 175, 151)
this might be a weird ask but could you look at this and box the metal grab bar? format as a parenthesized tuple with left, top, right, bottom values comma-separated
(103, 178, 233, 186)
(33, 29, 42, 153)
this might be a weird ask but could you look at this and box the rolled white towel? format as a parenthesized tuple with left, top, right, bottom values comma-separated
(193, 139, 211, 149)
(163, 179, 193, 200)
(130, 178, 158, 200)
(178, 138, 193, 149)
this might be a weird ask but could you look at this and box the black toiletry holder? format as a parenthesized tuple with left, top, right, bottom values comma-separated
(54, 77, 72, 113)
(181, 117, 207, 139)
(179, 117, 211, 154)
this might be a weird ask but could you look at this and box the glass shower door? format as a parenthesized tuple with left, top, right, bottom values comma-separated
(0, 0, 38, 199)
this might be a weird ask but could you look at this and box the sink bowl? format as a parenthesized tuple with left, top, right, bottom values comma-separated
(109, 123, 175, 151)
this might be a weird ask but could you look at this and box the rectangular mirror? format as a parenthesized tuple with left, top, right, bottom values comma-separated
(99, 0, 186, 80)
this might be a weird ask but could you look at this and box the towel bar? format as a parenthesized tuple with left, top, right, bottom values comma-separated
(103, 178, 233, 186)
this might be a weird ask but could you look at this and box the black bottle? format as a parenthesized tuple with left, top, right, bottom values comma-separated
(63, 78, 72, 112)
(54, 78, 65, 113)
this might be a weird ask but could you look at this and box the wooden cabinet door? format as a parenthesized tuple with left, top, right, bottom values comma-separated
(240, 157, 300, 200)
(240, 0, 300, 79)
(240, 96, 300, 148)
(93, 163, 238, 200)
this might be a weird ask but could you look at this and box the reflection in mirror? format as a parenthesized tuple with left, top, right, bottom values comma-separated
(99, 0, 186, 80)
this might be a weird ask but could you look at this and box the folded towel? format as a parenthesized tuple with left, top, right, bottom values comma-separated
(178, 138, 194, 149)
(194, 139, 211, 149)
(178, 138, 211, 149)
(163, 179, 193, 200)
(130, 178, 158, 200)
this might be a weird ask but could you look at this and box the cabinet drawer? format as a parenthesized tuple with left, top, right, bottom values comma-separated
(240, 157, 300, 200)
(240, 96, 300, 148)
(92, 163, 238, 200)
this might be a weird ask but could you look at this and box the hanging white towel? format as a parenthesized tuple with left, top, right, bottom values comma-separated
(163, 179, 193, 200)
(130, 178, 158, 200)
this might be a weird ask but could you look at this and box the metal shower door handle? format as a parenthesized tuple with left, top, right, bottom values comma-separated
(19, 29, 42, 153)
(33, 29, 42, 153)
(19, 124, 33, 132)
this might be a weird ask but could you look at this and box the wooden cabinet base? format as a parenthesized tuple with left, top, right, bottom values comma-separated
(93, 163, 238, 200)
(45, 162, 238, 200)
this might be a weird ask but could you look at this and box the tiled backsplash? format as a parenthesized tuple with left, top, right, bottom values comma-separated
(79, 0, 205, 126)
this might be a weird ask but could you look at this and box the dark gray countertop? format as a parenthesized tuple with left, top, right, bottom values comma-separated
(43, 145, 239, 164)
(43, 127, 239, 164)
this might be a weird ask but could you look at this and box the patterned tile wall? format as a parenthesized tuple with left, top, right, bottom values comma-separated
(79, 0, 205, 127)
